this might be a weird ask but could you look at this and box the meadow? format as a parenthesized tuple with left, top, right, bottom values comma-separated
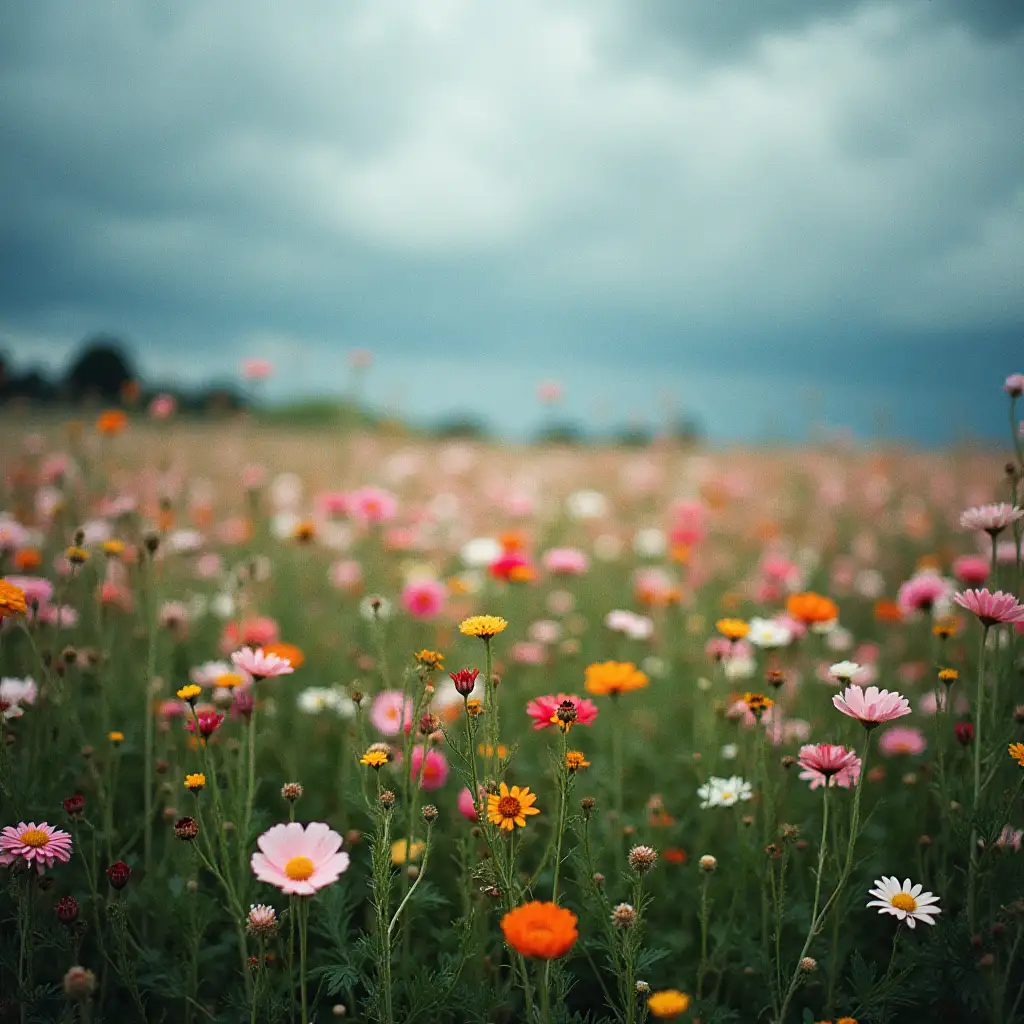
(0, 383, 1022, 1024)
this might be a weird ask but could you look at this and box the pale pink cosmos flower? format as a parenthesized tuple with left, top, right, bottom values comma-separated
(0, 678, 37, 707)
(953, 589, 1024, 627)
(348, 487, 397, 524)
(543, 548, 589, 575)
(251, 821, 349, 895)
(231, 648, 295, 679)
(833, 684, 911, 728)
(371, 691, 415, 736)
(526, 694, 599, 731)
(959, 503, 1023, 536)
(797, 744, 861, 789)
(0, 822, 73, 873)
(1004, 373, 1024, 398)
(400, 578, 446, 620)
(409, 747, 449, 790)
(878, 726, 927, 756)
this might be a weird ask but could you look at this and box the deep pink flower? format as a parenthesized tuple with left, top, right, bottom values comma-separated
(4, 576, 53, 607)
(952, 555, 989, 586)
(457, 786, 481, 821)
(526, 694, 599, 731)
(953, 589, 1024, 627)
(410, 747, 449, 790)
(833, 684, 911, 728)
(188, 709, 225, 739)
(371, 691, 415, 736)
(0, 822, 73, 873)
(897, 572, 952, 616)
(251, 821, 349, 895)
(231, 648, 295, 679)
(400, 578, 446, 620)
(670, 500, 706, 546)
(878, 726, 927, 756)
(959, 503, 1023, 536)
(348, 487, 397, 524)
(797, 744, 861, 789)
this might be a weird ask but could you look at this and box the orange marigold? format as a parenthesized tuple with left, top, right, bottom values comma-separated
(95, 409, 128, 435)
(0, 580, 28, 619)
(262, 642, 305, 669)
(873, 599, 903, 625)
(500, 901, 578, 959)
(786, 592, 839, 626)
(716, 618, 749, 640)
(13, 548, 41, 571)
(584, 661, 648, 697)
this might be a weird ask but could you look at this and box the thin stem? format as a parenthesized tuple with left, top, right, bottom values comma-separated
(389, 828, 432, 936)
(298, 897, 310, 1024)
(967, 624, 990, 934)
(551, 730, 569, 904)
(697, 872, 711, 1000)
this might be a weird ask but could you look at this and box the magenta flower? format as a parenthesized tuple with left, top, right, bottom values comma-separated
(952, 555, 989, 586)
(251, 822, 349, 895)
(525, 694, 599, 731)
(348, 486, 397, 524)
(797, 744, 861, 789)
(371, 690, 414, 736)
(400, 578, 447, 620)
(878, 726, 927, 756)
(457, 786, 481, 822)
(953, 589, 1024, 627)
(409, 747, 449, 790)
(0, 822, 73, 873)
(897, 572, 952, 616)
(833, 684, 911, 728)
(958, 503, 1023, 536)
(231, 647, 295, 679)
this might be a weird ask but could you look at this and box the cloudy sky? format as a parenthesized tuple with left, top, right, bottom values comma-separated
(1, 0, 1021, 441)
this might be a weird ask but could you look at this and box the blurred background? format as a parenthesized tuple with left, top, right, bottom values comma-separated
(0, 0, 1020, 445)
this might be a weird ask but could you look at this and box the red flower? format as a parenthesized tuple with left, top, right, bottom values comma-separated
(954, 722, 974, 746)
(449, 669, 480, 697)
(188, 709, 225, 739)
(63, 794, 85, 818)
(106, 861, 131, 890)
(56, 895, 80, 924)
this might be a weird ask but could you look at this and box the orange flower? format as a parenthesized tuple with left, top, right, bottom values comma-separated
(663, 847, 688, 864)
(262, 642, 305, 669)
(0, 580, 28, 619)
(13, 548, 41, 571)
(715, 618, 749, 640)
(508, 564, 537, 583)
(873, 599, 903, 625)
(584, 661, 649, 697)
(499, 530, 527, 552)
(293, 520, 316, 543)
(501, 901, 578, 959)
(785, 592, 838, 626)
(95, 409, 128, 435)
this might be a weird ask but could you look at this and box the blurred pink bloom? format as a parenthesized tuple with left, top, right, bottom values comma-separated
(371, 691, 414, 736)
(918, 689, 969, 715)
(220, 617, 279, 653)
(194, 553, 224, 579)
(537, 379, 563, 403)
(959, 503, 1023, 535)
(410, 747, 449, 790)
(953, 589, 1024, 627)
(511, 642, 547, 665)
(317, 491, 350, 517)
(40, 454, 72, 484)
(878, 726, 927, 756)
(833, 684, 911, 727)
(401, 578, 446, 620)
(528, 619, 561, 644)
(348, 486, 397, 524)
(241, 358, 273, 381)
(37, 604, 78, 628)
(952, 555, 989, 586)
(457, 786, 480, 821)
(670, 500, 706, 547)
(543, 548, 589, 575)
(251, 822, 349, 895)
(526, 694, 599, 730)
(330, 559, 363, 590)
(4, 576, 53, 607)
(995, 825, 1022, 852)
(231, 648, 295, 679)
(242, 464, 267, 490)
(897, 572, 952, 616)
(348, 348, 374, 370)
(1004, 373, 1024, 397)
(148, 394, 177, 419)
(0, 518, 29, 551)
(797, 744, 861, 789)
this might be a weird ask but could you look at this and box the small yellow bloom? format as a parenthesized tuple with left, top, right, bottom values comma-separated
(459, 615, 508, 639)
(477, 743, 509, 759)
(360, 749, 390, 769)
(566, 751, 590, 772)
(293, 520, 316, 543)
(390, 839, 425, 865)
(108, 731, 125, 745)
(466, 698, 485, 717)
(102, 539, 126, 558)
(647, 989, 691, 1018)
(177, 684, 202, 703)
(938, 668, 959, 684)
(65, 546, 89, 565)
(413, 649, 445, 670)
(184, 773, 207, 792)
(744, 692, 774, 717)
(932, 616, 958, 639)
(214, 672, 244, 689)
(1009, 743, 1024, 768)
(716, 618, 749, 641)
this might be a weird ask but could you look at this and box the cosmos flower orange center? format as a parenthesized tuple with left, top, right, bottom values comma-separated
(20, 829, 50, 848)
(285, 856, 314, 881)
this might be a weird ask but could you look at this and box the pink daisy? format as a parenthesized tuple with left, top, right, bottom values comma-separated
(959, 503, 1023, 536)
(833, 684, 911, 728)
(231, 648, 295, 679)
(400, 578, 447, 620)
(897, 572, 952, 616)
(525, 694, 599, 731)
(878, 726, 927, 757)
(251, 822, 349, 895)
(410, 747, 449, 790)
(348, 486, 398, 524)
(371, 691, 415, 736)
(797, 744, 861, 789)
(542, 548, 590, 575)
(951, 555, 989, 586)
(0, 822, 73, 873)
(953, 589, 1024, 627)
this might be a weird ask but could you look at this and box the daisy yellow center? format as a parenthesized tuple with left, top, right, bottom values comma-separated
(890, 892, 917, 912)
(20, 829, 50, 848)
(284, 855, 315, 881)
(721, 790, 735, 801)
(498, 796, 522, 818)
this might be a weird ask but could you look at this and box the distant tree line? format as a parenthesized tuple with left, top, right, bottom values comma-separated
(0, 335, 245, 412)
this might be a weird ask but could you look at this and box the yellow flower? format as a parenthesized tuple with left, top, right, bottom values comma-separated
(360, 749, 390, 769)
(459, 615, 508, 639)
(102, 539, 125, 558)
(65, 546, 89, 565)
(938, 668, 959, 684)
(647, 989, 691, 1018)
(932, 616, 958, 639)
(744, 692, 774, 717)
(184, 773, 206, 792)
(566, 751, 590, 772)
(177, 684, 202, 703)
(413, 649, 445, 671)
(390, 839, 425, 865)
(584, 661, 649, 697)
(477, 743, 509, 760)
(214, 672, 244, 689)
(487, 783, 540, 831)
(1009, 743, 1024, 768)
(716, 618, 749, 640)
(466, 698, 485, 717)
(0, 580, 28, 619)
(108, 731, 125, 745)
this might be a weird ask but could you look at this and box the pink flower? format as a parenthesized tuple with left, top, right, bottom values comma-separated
(543, 548, 590, 575)
(952, 555, 989, 586)
(897, 572, 952, 616)
(797, 744, 861, 789)
(959, 503, 1023, 536)
(0, 822, 73, 873)
(525, 694, 599, 731)
(511, 642, 547, 665)
(241, 358, 273, 381)
(316, 491, 350, 517)
(4, 576, 53, 607)
(251, 821, 349, 895)
(330, 559, 363, 590)
(220, 617, 279, 653)
(878, 726, 927, 756)
(1004, 373, 1024, 398)
(242, 464, 267, 490)
(670, 500, 706, 546)
(37, 604, 78, 628)
(833, 684, 911, 728)
(995, 825, 1022, 852)
(231, 648, 295, 679)
(371, 691, 414, 736)
(348, 487, 397, 524)
(537, 379, 563, 404)
(148, 394, 177, 419)
(953, 589, 1024, 627)
(400, 578, 446, 620)
(410, 747, 449, 790)
(457, 786, 481, 821)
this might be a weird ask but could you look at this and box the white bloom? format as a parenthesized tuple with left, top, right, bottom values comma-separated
(166, 529, 204, 554)
(296, 687, 353, 717)
(460, 537, 502, 567)
(270, 472, 303, 510)
(0, 516, 30, 551)
(641, 656, 667, 678)
(724, 656, 756, 681)
(633, 528, 666, 558)
(698, 776, 753, 809)
(866, 877, 941, 928)
(855, 569, 885, 599)
(566, 490, 609, 520)
(360, 595, 393, 621)
(0, 677, 37, 710)
(825, 626, 853, 652)
(720, 743, 738, 761)
(747, 618, 792, 649)
(271, 512, 301, 541)
(829, 661, 863, 683)
(211, 593, 236, 619)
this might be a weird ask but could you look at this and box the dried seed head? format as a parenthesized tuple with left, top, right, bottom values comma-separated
(799, 957, 817, 972)
(379, 789, 396, 809)
(422, 804, 438, 825)
(611, 903, 637, 929)
(281, 782, 303, 803)
(699, 854, 718, 872)
(628, 845, 657, 874)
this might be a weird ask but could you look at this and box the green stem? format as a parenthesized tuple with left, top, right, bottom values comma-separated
(967, 624, 990, 934)
(298, 897, 310, 1024)
(697, 872, 711, 1000)
(551, 731, 569, 904)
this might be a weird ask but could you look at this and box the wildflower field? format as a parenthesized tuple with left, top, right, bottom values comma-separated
(1, 379, 1023, 1024)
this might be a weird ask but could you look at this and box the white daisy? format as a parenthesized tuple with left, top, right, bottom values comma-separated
(698, 775, 753, 809)
(829, 661, 863, 683)
(866, 876, 941, 928)
(747, 618, 792, 649)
